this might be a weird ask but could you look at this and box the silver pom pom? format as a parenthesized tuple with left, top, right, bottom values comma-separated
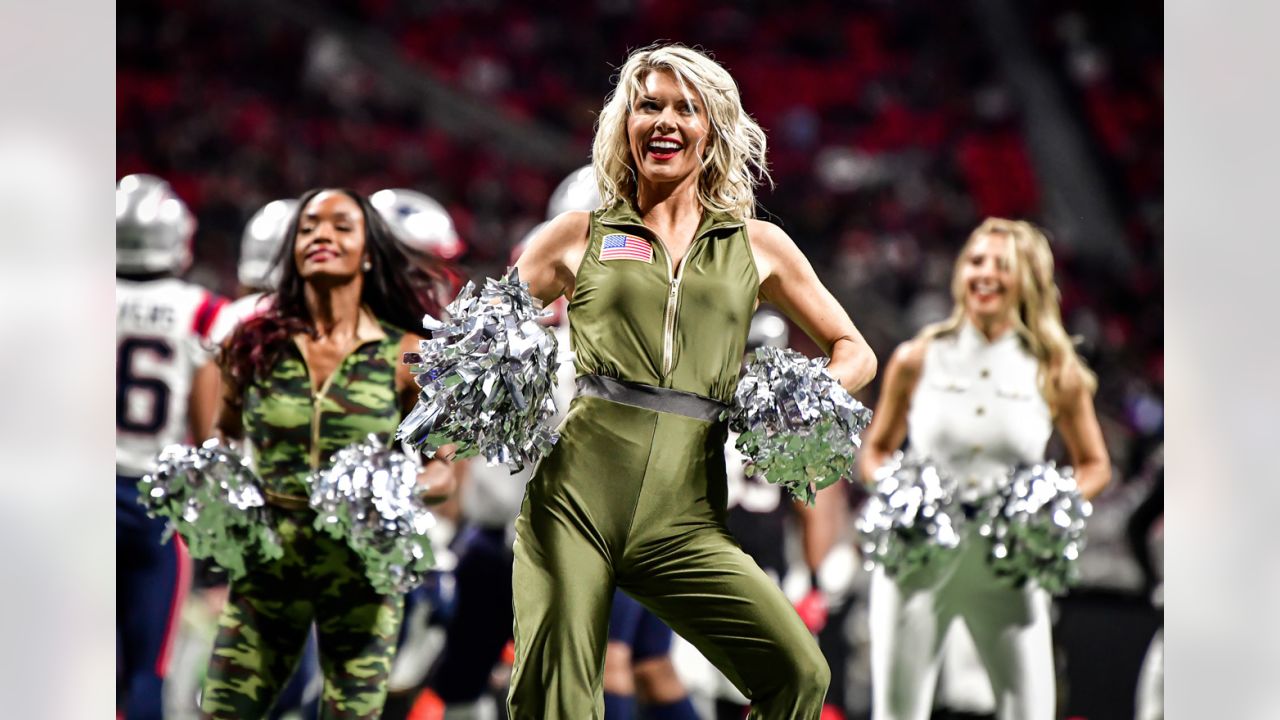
(397, 267, 562, 471)
(137, 439, 283, 580)
(723, 346, 873, 505)
(977, 463, 1092, 595)
(309, 435, 438, 595)
(856, 452, 963, 576)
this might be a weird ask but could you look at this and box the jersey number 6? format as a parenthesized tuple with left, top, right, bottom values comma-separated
(116, 337, 173, 434)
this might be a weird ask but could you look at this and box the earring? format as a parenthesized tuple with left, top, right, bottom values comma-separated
(362, 259, 373, 272)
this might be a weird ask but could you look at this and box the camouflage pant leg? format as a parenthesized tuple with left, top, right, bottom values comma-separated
(311, 526, 404, 720)
(200, 517, 314, 719)
(200, 513, 404, 719)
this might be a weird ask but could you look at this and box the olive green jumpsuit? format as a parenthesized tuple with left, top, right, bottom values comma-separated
(508, 201, 830, 719)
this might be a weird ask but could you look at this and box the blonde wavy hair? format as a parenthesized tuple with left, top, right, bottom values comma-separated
(918, 218, 1097, 411)
(591, 43, 770, 221)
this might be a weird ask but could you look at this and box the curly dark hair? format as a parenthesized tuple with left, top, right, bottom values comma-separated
(222, 187, 442, 390)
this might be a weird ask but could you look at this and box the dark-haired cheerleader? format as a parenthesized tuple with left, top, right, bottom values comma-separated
(201, 188, 457, 719)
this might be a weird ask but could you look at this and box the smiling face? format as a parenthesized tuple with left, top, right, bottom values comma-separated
(293, 190, 367, 284)
(958, 231, 1020, 326)
(626, 69, 711, 188)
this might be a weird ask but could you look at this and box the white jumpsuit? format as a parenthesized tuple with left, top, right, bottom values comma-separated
(870, 322, 1056, 720)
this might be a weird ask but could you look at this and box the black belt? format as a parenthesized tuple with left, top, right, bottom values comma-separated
(575, 374, 727, 423)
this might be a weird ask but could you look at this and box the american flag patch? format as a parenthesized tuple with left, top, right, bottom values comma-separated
(599, 234, 653, 263)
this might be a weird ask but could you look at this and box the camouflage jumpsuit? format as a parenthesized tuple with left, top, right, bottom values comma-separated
(202, 310, 406, 719)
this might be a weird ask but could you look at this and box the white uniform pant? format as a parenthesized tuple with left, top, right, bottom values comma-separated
(869, 537, 1054, 720)
(936, 622, 997, 714)
(1134, 628, 1163, 720)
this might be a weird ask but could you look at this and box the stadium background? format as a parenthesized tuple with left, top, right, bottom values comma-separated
(117, 0, 1162, 717)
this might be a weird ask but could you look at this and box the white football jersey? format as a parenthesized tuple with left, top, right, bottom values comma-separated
(116, 278, 226, 476)
(207, 291, 274, 345)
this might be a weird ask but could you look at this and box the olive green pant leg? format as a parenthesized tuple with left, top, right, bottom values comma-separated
(311, 531, 405, 720)
(623, 529, 830, 719)
(508, 508, 614, 719)
(621, 411, 830, 720)
(508, 398, 654, 720)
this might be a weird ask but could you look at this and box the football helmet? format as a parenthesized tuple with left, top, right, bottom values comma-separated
(369, 188, 464, 260)
(116, 174, 195, 274)
(747, 309, 790, 351)
(546, 165, 602, 220)
(238, 198, 298, 290)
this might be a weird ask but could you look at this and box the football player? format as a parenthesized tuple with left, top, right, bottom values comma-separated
(116, 174, 225, 719)
(207, 198, 298, 344)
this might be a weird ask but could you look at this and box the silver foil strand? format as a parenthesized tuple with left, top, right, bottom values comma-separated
(976, 463, 1092, 595)
(137, 439, 283, 580)
(396, 267, 561, 471)
(724, 346, 874, 505)
(309, 435, 438, 595)
(856, 452, 963, 577)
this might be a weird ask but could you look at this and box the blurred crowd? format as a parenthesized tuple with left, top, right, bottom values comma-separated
(119, 0, 1162, 715)
(119, 0, 1161, 478)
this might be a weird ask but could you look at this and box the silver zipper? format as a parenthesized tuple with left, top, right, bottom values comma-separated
(662, 274, 681, 376)
(654, 237, 688, 378)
